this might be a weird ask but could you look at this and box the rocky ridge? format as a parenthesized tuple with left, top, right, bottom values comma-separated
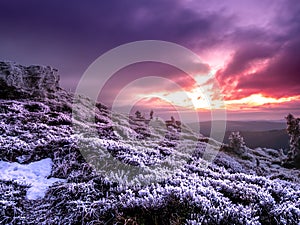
(0, 62, 60, 99)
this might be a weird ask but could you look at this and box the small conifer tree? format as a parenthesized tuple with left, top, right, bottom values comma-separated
(285, 113, 300, 162)
(229, 131, 246, 154)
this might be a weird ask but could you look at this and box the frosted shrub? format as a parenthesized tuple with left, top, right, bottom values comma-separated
(229, 132, 246, 154)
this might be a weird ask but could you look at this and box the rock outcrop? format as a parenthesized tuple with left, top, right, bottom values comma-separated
(0, 61, 60, 99)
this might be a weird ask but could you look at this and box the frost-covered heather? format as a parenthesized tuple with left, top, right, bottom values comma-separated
(0, 94, 300, 224)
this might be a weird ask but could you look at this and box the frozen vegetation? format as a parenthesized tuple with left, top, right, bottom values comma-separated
(0, 62, 299, 224)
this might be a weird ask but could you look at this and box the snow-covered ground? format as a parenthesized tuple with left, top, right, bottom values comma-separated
(0, 158, 65, 200)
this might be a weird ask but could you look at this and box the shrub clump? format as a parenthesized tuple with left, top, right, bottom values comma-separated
(229, 132, 246, 154)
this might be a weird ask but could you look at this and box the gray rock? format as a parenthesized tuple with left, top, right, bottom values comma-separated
(0, 61, 60, 98)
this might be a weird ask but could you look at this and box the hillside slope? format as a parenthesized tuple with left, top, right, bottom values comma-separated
(0, 62, 299, 225)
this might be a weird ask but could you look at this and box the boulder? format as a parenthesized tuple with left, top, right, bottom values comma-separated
(0, 61, 60, 99)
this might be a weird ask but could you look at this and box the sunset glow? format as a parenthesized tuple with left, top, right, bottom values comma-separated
(225, 94, 300, 110)
(133, 83, 300, 112)
(1, 0, 299, 120)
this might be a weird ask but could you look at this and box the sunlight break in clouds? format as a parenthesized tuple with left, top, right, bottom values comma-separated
(225, 94, 300, 110)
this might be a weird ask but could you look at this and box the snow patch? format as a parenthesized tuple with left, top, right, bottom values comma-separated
(0, 158, 65, 200)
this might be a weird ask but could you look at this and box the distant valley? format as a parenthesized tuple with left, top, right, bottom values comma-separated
(188, 120, 289, 150)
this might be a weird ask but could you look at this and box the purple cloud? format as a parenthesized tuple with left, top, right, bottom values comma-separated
(216, 0, 300, 100)
(0, 0, 233, 90)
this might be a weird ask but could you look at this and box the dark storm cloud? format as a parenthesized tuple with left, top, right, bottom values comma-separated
(0, 0, 233, 90)
(220, 43, 278, 78)
(237, 38, 300, 97)
(217, 0, 300, 99)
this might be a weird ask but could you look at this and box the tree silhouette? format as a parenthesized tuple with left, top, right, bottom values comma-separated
(150, 110, 154, 120)
(135, 110, 142, 119)
(286, 113, 300, 162)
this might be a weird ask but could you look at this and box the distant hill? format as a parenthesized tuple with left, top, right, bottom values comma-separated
(225, 130, 289, 149)
(188, 120, 289, 149)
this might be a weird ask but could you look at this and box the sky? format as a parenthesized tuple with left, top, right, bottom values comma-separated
(0, 0, 299, 121)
